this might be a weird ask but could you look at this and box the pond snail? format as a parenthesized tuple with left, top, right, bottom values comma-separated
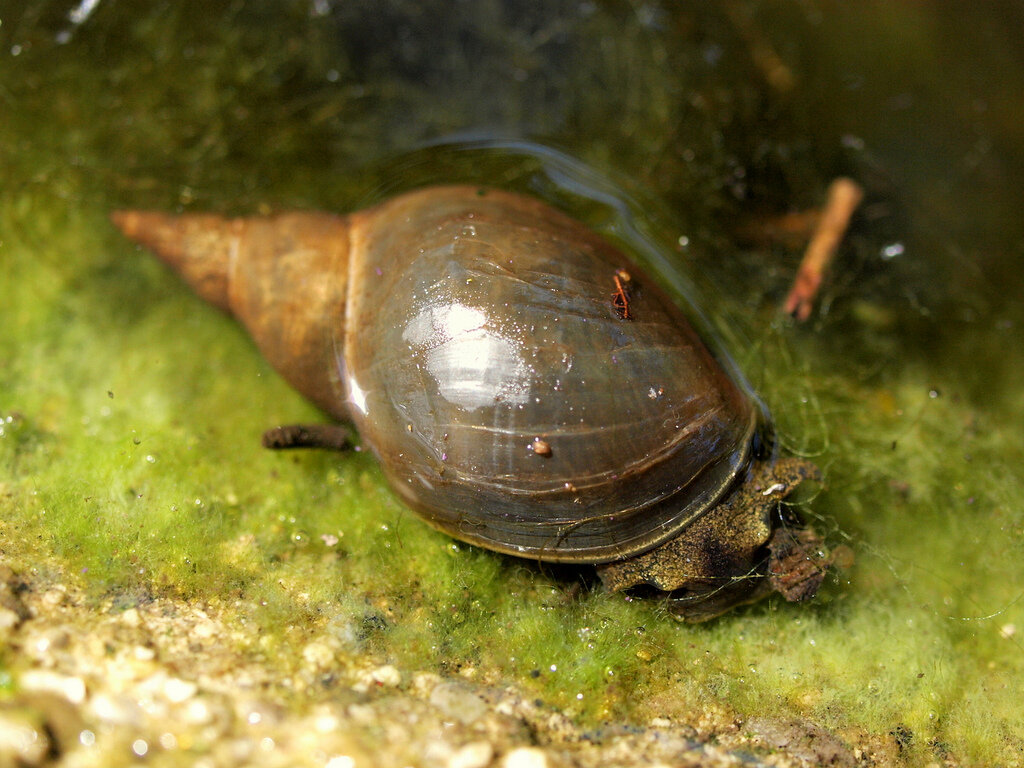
(112, 185, 830, 621)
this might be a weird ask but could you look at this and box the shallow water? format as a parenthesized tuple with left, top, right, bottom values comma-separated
(2, 2, 1023, 765)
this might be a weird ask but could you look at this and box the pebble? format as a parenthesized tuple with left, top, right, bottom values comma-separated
(422, 738, 454, 764)
(311, 704, 343, 733)
(347, 704, 377, 725)
(429, 681, 488, 725)
(501, 747, 549, 768)
(302, 640, 336, 669)
(89, 693, 143, 726)
(41, 587, 67, 608)
(352, 664, 402, 691)
(411, 671, 442, 695)
(163, 677, 198, 704)
(19, 670, 86, 704)
(191, 611, 218, 639)
(371, 664, 402, 687)
(448, 740, 494, 768)
(182, 697, 217, 726)
(0, 607, 22, 632)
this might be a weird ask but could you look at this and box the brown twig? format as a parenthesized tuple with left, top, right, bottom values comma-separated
(784, 178, 864, 321)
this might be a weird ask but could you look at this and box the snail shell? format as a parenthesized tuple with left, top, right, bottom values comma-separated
(113, 185, 827, 620)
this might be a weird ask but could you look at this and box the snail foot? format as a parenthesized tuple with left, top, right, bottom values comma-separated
(262, 424, 352, 452)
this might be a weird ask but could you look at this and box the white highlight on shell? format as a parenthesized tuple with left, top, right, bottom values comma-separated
(347, 376, 369, 416)
(403, 302, 531, 411)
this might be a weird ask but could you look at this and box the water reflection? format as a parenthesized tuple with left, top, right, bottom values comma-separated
(402, 301, 532, 411)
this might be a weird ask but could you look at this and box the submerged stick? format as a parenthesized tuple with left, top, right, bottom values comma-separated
(784, 177, 864, 321)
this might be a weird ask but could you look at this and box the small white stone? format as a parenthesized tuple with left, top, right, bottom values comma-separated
(163, 677, 198, 704)
(351, 664, 402, 693)
(430, 683, 488, 725)
(19, 670, 86, 704)
(120, 608, 141, 628)
(346, 704, 376, 724)
(192, 618, 217, 639)
(422, 739, 454, 764)
(227, 737, 255, 761)
(89, 693, 143, 726)
(494, 699, 518, 718)
(182, 698, 214, 725)
(448, 740, 493, 768)
(371, 664, 401, 687)
(302, 641, 336, 669)
(133, 645, 156, 661)
(41, 587, 66, 608)
(411, 671, 442, 695)
(312, 709, 342, 733)
(0, 608, 21, 631)
(500, 747, 549, 768)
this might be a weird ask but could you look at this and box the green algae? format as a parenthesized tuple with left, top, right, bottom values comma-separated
(2, 1, 1024, 765)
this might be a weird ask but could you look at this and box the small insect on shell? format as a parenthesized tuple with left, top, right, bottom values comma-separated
(112, 185, 830, 621)
(611, 268, 633, 320)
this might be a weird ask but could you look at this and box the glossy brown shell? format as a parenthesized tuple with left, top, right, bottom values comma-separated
(340, 187, 758, 563)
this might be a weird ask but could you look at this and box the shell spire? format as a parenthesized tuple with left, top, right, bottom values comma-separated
(110, 210, 239, 311)
(111, 208, 353, 419)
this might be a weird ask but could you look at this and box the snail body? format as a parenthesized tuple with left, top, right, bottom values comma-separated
(113, 186, 827, 620)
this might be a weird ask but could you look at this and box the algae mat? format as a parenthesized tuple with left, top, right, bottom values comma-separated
(2, 2, 1023, 766)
